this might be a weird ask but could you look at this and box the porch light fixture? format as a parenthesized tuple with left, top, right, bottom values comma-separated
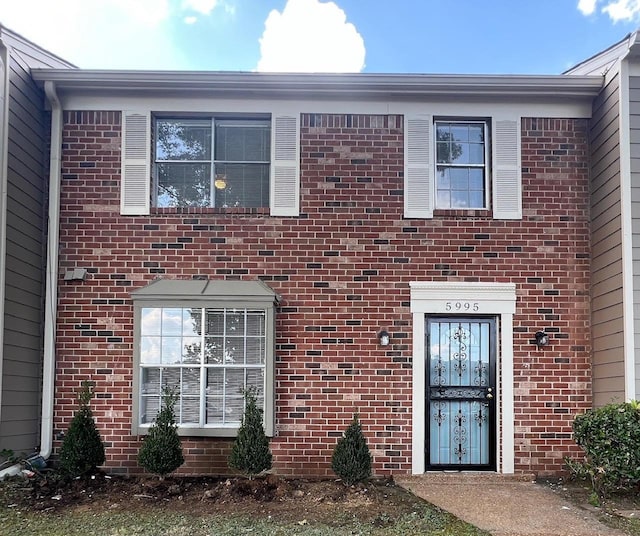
(534, 330, 549, 348)
(214, 174, 227, 190)
(378, 330, 390, 346)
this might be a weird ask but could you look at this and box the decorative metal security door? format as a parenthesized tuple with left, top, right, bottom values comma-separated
(426, 317, 496, 470)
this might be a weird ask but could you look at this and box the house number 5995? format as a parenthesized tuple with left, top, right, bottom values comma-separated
(445, 301, 479, 312)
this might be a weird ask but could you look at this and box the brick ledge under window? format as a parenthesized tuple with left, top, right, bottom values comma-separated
(152, 207, 270, 216)
(432, 208, 492, 218)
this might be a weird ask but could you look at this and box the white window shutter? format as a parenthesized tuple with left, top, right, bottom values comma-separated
(492, 118, 522, 220)
(121, 111, 151, 215)
(270, 113, 300, 216)
(404, 114, 434, 218)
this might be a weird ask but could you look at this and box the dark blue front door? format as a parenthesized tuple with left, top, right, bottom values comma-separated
(426, 317, 496, 470)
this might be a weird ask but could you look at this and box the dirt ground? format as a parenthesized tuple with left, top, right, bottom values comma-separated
(0, 471, 429, 527)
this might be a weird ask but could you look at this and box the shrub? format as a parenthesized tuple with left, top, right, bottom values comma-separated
(58, 381, 106, 477)
(331, 414, 372, 486)
(138, 389, 184, 479)
(229, 388, 272, 478)
(570, 401, 640, 496)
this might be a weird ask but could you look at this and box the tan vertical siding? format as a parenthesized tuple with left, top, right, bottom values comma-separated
(591, 71, 625, 406)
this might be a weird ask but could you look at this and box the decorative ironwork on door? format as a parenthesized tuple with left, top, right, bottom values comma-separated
(426, 317, 496, 470)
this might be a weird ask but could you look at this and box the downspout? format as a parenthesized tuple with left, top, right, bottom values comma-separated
(39, 80, 62, 461)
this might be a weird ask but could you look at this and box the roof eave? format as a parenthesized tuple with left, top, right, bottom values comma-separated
(31, 69, 604, 99)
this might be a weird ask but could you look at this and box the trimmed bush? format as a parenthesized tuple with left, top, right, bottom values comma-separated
(138, 389, 184, 479)
(570, 401, 640, 496)
(229, 388, 272, 478)
(331, 414, 372, 486)
(58, 381, 106, 477)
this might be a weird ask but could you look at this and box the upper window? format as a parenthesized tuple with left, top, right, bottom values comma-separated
(155, 118, 271, 208)
(435, 120, 488, 209)
(132, 279, 278, 437)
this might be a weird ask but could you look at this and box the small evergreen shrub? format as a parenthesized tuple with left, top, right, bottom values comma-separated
(229, 388, 272, 478)
(570, 401, 640, 496)
(138, 389, 184, 479)
(58, 381, 106, 477)
(331, 414, 372, 486)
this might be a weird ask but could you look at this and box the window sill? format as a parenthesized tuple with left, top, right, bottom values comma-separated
(151, 207, 270, 216)
(135, 424, 275, 438)
(135, 425, 240, 438)
(432, 208, 492, 218)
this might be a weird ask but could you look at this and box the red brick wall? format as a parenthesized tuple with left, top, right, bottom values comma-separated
(54, 112, 590, 477)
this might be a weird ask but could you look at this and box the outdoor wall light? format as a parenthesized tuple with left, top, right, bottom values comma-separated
(534, 330, 549, 348)
(378, 330, 390, 346)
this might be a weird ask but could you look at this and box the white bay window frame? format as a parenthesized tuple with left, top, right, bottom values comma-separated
(131, 280, 278, 437)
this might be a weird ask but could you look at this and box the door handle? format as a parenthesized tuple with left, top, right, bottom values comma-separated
(486, 387, 493, 400)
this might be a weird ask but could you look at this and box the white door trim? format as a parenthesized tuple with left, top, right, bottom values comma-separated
(410, 282, 517, 474)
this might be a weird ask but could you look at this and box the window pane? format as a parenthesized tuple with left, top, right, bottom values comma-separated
(141, 368, 161, 395)
(468, 142, 485, 164)
(451, 190, 469, 208)
(156, 119, 211, 161)
(246, 312, 266, 337)
(226, 369, 245, 398)
(141, 336, 161, 364)
(181, 398, 200, 424)
(469, 190, 485, 208)
(215, 121, 270, 162)
(161, 309, 183, 335)
(182, 368, 200, 396)
(225, 310, 245, 334)
(162, 337, 182, 364)
(205, 336, 224, 364)
(206, 397, 224, 423)
(437, 190, 450, 208)
(213, 163, 269, 208)
(436, 142, 451, 164)
(469, 124, 484, 142)
(206, 310, 225, 335)
(157, 163, 211, 208)
(182, 337, 202, 364)
(182, 309, 202, 337)
(436, 167, 450, 189)
(246, 338, 265, 364)
(469, 169, 484, 191)
(247, 368, 265, 397)
(207, 369, 224, 396)
(450, 168, 469, 190)
(140, 395, 160, 424)
(141, 308, 161, 336)
(450, 125, 469, 142)
(162, 368, 181, 393)
(225, 396, 244, 424)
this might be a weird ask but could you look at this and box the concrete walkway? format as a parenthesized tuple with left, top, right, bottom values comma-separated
(395, 473, 625, 536)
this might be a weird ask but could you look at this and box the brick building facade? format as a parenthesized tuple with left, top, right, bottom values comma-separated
(53, 104, 591, 476)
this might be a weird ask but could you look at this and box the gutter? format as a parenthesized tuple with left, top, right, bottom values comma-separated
(31, 69, 604, 99)
(39, 80, 62, 462)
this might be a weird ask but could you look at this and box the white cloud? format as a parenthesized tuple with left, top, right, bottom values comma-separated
(1, 0, 233, 69)
(602, 0, 640, 21)
(257, 0, 365, 73)
(182, 0, 218, 15)
(577, 0, 640, 21)
(577, 0, 597, 15)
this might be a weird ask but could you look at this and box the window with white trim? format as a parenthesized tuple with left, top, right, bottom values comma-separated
(435, 120, 489, 209)
(403, 113, 521, 220)
(132, 280, 277, 437)
(154, 117, 271, 208)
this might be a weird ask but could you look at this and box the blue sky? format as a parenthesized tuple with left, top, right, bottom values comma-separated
(3, 0, 640, 74)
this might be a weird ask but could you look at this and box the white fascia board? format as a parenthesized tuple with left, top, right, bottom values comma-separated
(31, 69, 603, 99)
(55, 94, 594, 120)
